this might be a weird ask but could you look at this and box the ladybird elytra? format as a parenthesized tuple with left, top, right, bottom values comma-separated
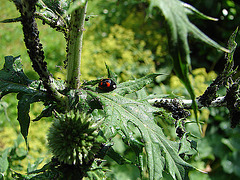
(98, 78, 117, 92)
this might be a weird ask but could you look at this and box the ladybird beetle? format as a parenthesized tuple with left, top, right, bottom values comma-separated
(98, 78, 117, 92)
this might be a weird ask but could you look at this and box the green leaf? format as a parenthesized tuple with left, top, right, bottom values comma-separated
(181, 2, 218, 21)
(17, 93, 47, 143)
(64, 0, 87, 17)
(27, 157, 44, 174)
(82, 79, 99, 86)
(149, 0, 228, 53)
(88, 91, 193, 180)
(134, 87, 148, 100)
(0, 17, 21, 23)
(226, 27, 238, 64)
(17, 95, 32, 143)
(32, 104, 55, 121)
(106, 147, 133, 165)
(28, 161, 52, 175)
(178, 133, 197, 159)
(149, 0, 230, 131)
(115, 73, 162, 96)
(149, 0, 228, 131)
(0, 149, 9, 174)
(105, 63, 118, 83)
(0, 101, 11, 125)
(0, 56, 34, 98)
(0, 56, 49, 142)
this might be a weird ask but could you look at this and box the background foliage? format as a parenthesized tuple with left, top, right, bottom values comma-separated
(0, 0, 240, 179)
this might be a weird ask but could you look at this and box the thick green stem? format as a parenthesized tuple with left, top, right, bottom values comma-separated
(67, 1, 88, 89)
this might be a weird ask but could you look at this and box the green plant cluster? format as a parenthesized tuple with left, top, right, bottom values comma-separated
(189, 108, 240, 180)
(164, 68, 240, 179)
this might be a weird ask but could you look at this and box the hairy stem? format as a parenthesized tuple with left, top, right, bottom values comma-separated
(66, 1, 88, 89)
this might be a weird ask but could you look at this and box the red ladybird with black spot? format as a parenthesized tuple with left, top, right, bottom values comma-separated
(98, 78, 117, 92)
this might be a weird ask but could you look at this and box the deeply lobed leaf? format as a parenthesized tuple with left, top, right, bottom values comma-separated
(88, 90, 193, 180)
(148, 0, 229, 131)
(86, 73, 195, 179)
(0, 56, 48, 142)
(0, 56, 33, 98)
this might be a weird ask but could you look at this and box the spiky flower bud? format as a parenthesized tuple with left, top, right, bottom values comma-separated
(47, 111, 102, 165)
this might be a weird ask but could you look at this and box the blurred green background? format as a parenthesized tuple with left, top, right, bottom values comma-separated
(0, 0, 240, 179)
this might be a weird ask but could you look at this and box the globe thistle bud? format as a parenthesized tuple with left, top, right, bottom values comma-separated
(47, 110, 102, 165)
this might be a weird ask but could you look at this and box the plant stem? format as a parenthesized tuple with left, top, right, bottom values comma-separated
(16, 0, 66, 105)
(148, 96, 226, 109)
(67, 1, 88, 89)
